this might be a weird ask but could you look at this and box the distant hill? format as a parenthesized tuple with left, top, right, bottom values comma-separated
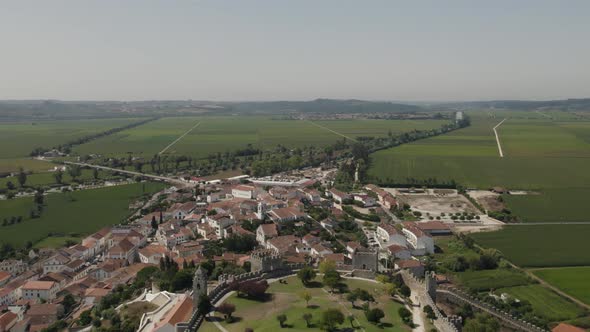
(439, 98, 590, 111)
(0, 99, 424, 120)
(219, 99, 423, 114)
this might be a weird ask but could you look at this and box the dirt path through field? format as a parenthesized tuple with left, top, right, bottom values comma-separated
(305, 120, 358, 142)
(493, 118, 507, 157)
(159, 120, 201, 154)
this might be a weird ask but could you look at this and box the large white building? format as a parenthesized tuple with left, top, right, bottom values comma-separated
(402, 222, 434, 255)
(232, 185, 256, 199)
(376, 223, 407, 248)
(20, 281, 59, 301)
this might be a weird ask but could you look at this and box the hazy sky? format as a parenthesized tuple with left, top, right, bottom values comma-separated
(1, 0, 589, 101)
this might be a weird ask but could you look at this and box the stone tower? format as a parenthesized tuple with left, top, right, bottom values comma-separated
(425, 270, 437, 300)
(192, 266, 208, 308)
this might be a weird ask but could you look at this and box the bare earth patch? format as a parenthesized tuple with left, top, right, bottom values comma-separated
(467, 190, 505, 212)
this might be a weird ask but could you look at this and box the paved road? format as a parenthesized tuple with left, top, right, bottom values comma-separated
(493, 118, 507, 157)
(63, 161, 188, 186)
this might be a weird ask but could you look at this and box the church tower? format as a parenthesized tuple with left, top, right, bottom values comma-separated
(192, 266, 208, 308)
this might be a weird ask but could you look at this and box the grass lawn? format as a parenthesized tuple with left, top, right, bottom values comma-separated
(497, 284, 586, 322)
(0, 182, 166, 248)
(532, 267, 590, 305)
(472, 225, 590, 267)
(455, 269, 533, 292)
(201, 276, 410, 332)
(33, 236, 81, 249)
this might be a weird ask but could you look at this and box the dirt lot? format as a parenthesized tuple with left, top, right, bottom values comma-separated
(385, 188, 480, 216)
(467, 190, 506, 212)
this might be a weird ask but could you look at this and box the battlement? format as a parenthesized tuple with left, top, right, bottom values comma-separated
(249, 249, 284, 272)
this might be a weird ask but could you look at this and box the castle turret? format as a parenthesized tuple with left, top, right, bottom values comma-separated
(192, 266, 208, 308)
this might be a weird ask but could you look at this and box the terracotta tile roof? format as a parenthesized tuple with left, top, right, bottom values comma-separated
(258, 223, 278, 237)
(234, 185, 255, 192)
(139, 244, 168, 258)
(397, 259, 423, 269)
(155, 295, 193, 328)
(267, 235, 300, 252)
(402, 222, 427, 237)
(378, 223, 400, 236)
(552, 323, 586, 332)
(323, 253, 345, 263)
(0, 271, 10, 282)
(387, 244, 409, 254)
(0, 311, 17, 331)
(27, 303, 61, 316)
(415, 221, 451, 232)
(21, 281, 56, 290)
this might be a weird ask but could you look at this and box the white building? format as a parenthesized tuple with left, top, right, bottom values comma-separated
(232, 185, 256, 199)
(20, 281, 59, 301)
(376, 223, 407, 248)
(402, 222, 434, 255)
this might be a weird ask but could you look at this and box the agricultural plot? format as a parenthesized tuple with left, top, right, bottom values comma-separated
(455, 269, 532, 292)
(0, 169, 110, 188)
(0, 118, 141, 172)
(74, 116, 449, 159)
(503, 188, 590, 222)
(0, 182, 165, 247)
(496, 284, 586, 322)
(200, 276, 409, 332)
(532, 267, 590, 305)
(471, 225, 590, 267)
(73, 117, 201, 158)
(312, 119, 448, 140)
(368, 113, 590, 222)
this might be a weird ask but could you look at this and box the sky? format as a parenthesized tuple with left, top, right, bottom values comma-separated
(1, 0, 590, 101)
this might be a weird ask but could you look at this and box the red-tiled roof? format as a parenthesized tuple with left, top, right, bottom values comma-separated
(397, 259, 423, 269)
(552, 323, 586, 332)
(21, 281, 56, 290)
(259, 223, 278, 237)
(415, 221, 451, 232)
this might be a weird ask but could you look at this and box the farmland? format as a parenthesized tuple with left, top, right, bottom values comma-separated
(73, 116, 449, 159)
(454, 269, 532, 292)
(0, 118, 141, 172)
(368, 113, 590, 222)
(0, 168, 110, 188)
(497, 284, 586, 322)
(471, 224, 590, 267)
(0, 182, 165, 248)
(200, 275, 409, 332)
(533, 267, 590, 305)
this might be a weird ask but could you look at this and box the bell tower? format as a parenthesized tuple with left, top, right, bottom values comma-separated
(192, 266, 208, 308)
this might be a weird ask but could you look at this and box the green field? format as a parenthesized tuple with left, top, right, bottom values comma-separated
(472, 225, 590, 267)
(0, 182, 166, 247)
(455, 269, 532, 291)
(497, 284, 586, 322)
(200, 276, 409, 332)
(368, 113, 590, 222)
(503, 188, 590, 222)
(74, 116, 449, 159)
(533, 267, 590, 305)
(0, 118, 141, 172)
(0, 168, 111, 189)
